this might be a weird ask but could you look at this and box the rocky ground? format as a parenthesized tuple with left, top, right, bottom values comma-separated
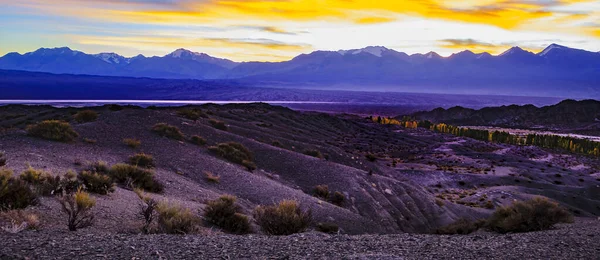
(1, 218, 599, 259)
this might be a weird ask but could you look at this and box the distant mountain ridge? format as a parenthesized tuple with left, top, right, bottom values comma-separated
(1, 44, 599, 97)
(406, 99, 600, 133)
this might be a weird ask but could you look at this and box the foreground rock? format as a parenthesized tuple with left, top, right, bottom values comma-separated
(1, 219, 599, 259)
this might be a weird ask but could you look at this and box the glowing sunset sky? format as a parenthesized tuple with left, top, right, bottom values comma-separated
(1, 0, 599, 61)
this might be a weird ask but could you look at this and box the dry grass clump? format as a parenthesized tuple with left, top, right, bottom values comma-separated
(486, 197, 573, 233)
(254, 200, 311, 235)
(303, 149, 324, 159)
(313, 185, 330, 199)
(330, 191, 345, 207)
(0, 152, 6, 167)
(128, 153, 155, 168)
(78, 171, 115, 195)
(26, 120, 79, 142)
(135, 189, 158, 234)
(177, 109, 207, 121)
(109, 164, 164, 193)
(58, 188, 96, 231)
(190, 135, 207, 146)
(0, 210, 40, 232)
(204, 171, 220, 183)
(0, 169, 38, 210)
(73, 110, 98, 123)
(209, 119, 228, 131)
(19, 167, 80, 196)
(123, 138, 141, 149)
(316, 222, 339, 234)
(156, 202, 199, 234)
(204, 195, 251, 234)
(435, 218, 486, 235)
(209, 142, 256, 171)
(152, 123, 185, 140)
(87, 161, 110, 175)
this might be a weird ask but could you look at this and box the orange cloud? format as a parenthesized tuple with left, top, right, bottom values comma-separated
(439, 39, 544, 54)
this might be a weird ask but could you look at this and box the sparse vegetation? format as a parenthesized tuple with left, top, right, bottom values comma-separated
(73, 110, 98, 123)
(156, 201, 198, 234)
(83, 138, 97, 144)
(435, 218, 485, 235)
(78, 171, 114, 195)
(135, 189, 158, 234)
(313, 185, 330, 199)
(152, 123, 185, 140)
(87, 161, 110, 175)
(0, 169, 38, 210)
(190, 135, 207, 146)
(123, 138, 141, 149)
(177, 109, 207, 121)
(330, 191, 345, 207)
(254, 200, 311, 235)
(26, 120, 79, 142)
(316, 222, 339, 234)
(204, 195, 251, 234)
(209, 119, 228, 131)
(365, 153, 378, 162)
(0, 152, 6, 167)
(0, 210, 40, 232)
(486, 197, 573, 233)
(58, 188, 96, 231)
(303, 149, 324, 159)
(128, 153, 155, 168)
(204, 171, 220, 183)
(109, 164, 164, 193)
(19, 167, 80, 196)
(209, 142, 255, 170)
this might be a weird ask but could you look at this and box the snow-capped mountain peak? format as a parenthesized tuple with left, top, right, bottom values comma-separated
(338, 46, 389, 57)
(94, 53, 129, 64)
(168, 48, 198, 58)
(499, 46, 525, 56)
(538, 43, 566, 56)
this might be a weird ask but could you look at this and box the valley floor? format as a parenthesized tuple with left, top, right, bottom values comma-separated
(1, 218, 599, 259)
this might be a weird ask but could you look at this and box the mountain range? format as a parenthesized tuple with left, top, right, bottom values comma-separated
(1, 44, 599, 97)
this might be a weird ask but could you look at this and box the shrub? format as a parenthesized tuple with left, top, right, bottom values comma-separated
(204, 171, 220, 183)
(152, 123, 184, 140)
(303, 150, 323, 159)
(19, 167, 78, 196)
(486, 197, 573, 233)
(19, 166, 52, 186)
(73, 110, 98, 123)
(177, 109, 207, 121)
(209, 142, 255, 169)
(435, 218, 485, 235)
(135, 189, 158, 234)
(109, 164, 164, 193)
(156, 202, 198, 234)
(87, 161, 109, 175)
(365, 153, 377, 162)
(0, 152, 6, 167)
(58, 188, 96, 231)
(0, 169, 38, 210)
(242, 160, 257, 172)
(254, 200, 311, 235)
(26, 120, 79, 142)
(123, 138, 141, 149)
(78, 171, 114, 195)
(128, 153, 155, 168)
(209, 119, 228, 131)
(190, 135, 207, 146)
(83, 138, 97, 144)
(204, 195, 251, 234)
(313, 185, 329, 199)
(330, 191, 345, 206)
(316, 222, 339, 234)
(0, 210, 40, 232)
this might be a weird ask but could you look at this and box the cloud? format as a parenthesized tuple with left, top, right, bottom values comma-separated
(438, 38, 544, 54)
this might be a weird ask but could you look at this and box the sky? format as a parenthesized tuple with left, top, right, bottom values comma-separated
(0, 0, 599, 62)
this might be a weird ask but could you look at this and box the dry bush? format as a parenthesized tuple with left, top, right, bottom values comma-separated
(486, 197, 573, 233)
(190, 135, 207, 146)
(123, 138, 141, 149)
(78, 171, 114, 195)
(0, 169, 38, 210)
(209, 142, 255, 171)
(83, 138, 97, 144)
(20, 167, 80, 196)
(177, 109, 207, 121)
(87, 161, 110, 175)
(303, 150, 324, 159)
(135, 189, 158, 234)
(109, 164, 164, 193)
(209, 119, 228, 131)
(435, 218, 486, 235)
(74, 110, 98, 123)
(313, 185, 330, 199)
(128, 153, 155, 168)
(204, 195, 251, 234)
(26, 120, 79, 142)
(0, 210, 40, 232)
(316, 222, 339, 234)
(58, 188, 96, 231)
(156, 202, 198, 234)
(254, 200, 311, 235)
(330, 191, 345, 207)
(0, 152, 6, 167)
(152, 123, 185, 140)
(365, 153, 378, 162)
(204, 171, 220, 183)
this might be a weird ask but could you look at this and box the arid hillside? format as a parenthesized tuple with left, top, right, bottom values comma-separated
(0, 103, 599, 237)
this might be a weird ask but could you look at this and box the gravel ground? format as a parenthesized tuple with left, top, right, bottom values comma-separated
(1, 219, 599, 260)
